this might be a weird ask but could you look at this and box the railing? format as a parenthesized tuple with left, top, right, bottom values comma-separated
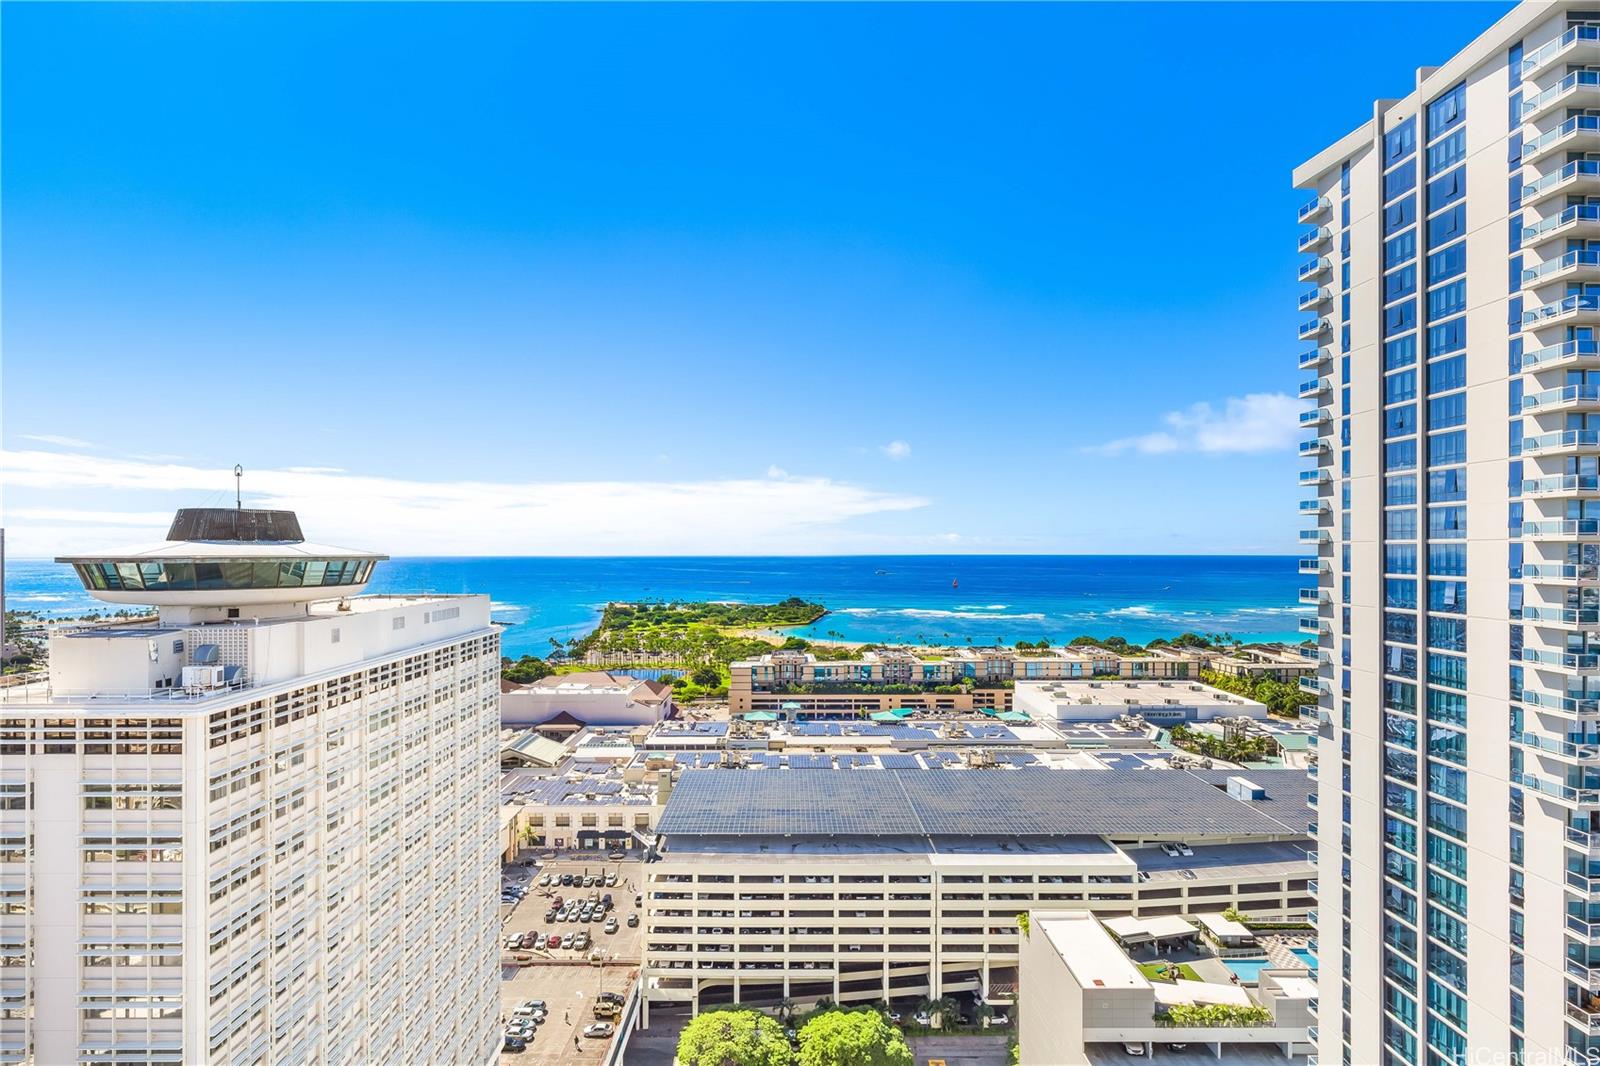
(1298, 528, 1331, 542)
(1524, 23, 1600, 75)
(1526, 115, 1600, 158)
(1525, 203, 1600, 241)
(1523, 605, 1600, 624)
(1524, 292, 1600, 326)
(1523, 429, 1600, 454)
(1298, 195, 1330, 222)
(1298, 558, 1326, 573)
(1298, 348, 1326, 368)
(1523, 519, 1600, 536)
(1298, 257, 1330, 281)
(1521, 159, 1600, 204)
(1298, 317, 1328, 339)
(1299, 468, 1330, 484)
(1298, 287, 1331, 310)
(1299, 499, 1328, 513)
(0, 677, 255, 705)
(1299, 408, 1330, 425)
(1515, 728, 1600, 758)
(1298, 618, 1325, 634)
(1299, 439, 1329, 455)
(1523, 475, 1600, 496)
(1525, 338, 1600, 368)
(1526, 251, 1600, 285)
(1297, 227, 1330, 251)
(1524, 70, 1600, 117)
(1523, 646, 1600, 667)
(1298, 378, 1326, 397)
(1514, 769, 1600, 805)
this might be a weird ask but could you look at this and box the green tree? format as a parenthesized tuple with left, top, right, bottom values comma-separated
(796, 1009, 912, 1066)
(692, 664, 723, 688)
(675, 1009, 793, 1066)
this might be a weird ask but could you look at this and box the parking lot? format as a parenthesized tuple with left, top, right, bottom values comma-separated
(499, 854, 645, 1064)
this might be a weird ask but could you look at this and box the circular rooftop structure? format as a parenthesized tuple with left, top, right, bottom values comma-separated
(56, 507, 387, 607)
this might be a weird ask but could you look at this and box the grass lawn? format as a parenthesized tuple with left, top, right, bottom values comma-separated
(1138, 961, 1201, 982)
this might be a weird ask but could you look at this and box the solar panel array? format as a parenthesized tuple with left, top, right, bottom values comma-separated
(656, 768, 1303, 838)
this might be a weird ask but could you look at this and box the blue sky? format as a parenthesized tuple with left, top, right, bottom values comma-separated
(1, 2, 1512, 557)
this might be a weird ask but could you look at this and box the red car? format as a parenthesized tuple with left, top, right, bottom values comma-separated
(546, 934, 562, 949)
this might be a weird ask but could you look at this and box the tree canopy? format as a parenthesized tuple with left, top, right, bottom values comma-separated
(796, 1009, 913, 1066)
(675, 1009, 793, 1066)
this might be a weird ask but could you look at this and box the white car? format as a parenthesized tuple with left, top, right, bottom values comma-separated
(1123, 1043, 1146, 1056)
(1177, 843, 1194, 857)
(913, 1012, 932, 1026)
(583, 1023, 615, 1038)
(1160, 843, 1182, 857)
(989, 1012, 1009, 1026)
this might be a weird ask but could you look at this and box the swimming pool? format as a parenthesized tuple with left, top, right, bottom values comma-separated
(1223, 951, 1318, 984)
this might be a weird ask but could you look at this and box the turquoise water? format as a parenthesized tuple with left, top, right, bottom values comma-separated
(5, 554, 1300, 659)
(1223, 951, 1317, 984)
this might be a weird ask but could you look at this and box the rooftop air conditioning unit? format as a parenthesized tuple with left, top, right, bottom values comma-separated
(182, 664, 225, 689)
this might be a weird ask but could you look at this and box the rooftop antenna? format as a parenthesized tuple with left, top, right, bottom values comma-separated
(234, 464, 243, 510)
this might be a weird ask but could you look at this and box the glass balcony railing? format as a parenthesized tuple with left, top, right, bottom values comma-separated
(1298, 377, 1327, 398)
(1523, 428, 1600, 454)
(1569, 825, 1600, 849)
(1523, 475, 1600, 495)
(1299, 438, 1330, 455)
(1298, 317, 1329, 339)
(1298, 588, 1328, 604)
(1516, 727, 1600, 757)
(1522, 518, 1600, 536)
(1298, 674, 1323, 694)
(1298, 468, 1330, 485)
(1523, 160, 1600, 206)
(1523, 23, 1600, 76)
(1298, 528, 1331, 542)
(1298, 227, 1330, 252)
(1523, 204, 1600, 242)
(1298, 347, 1327, 369)
(1524, 292, 1600, 327)
(1298, 287, 1331, 310)
(1524, 339, 1600, 369)
(1522, 563, 1600, 584)
(1298, 257, 1330, 281)
(1299, 498, 1329, 513)
(1298, 558, 1326, 574)
(1299, 408, 1331, 425)
(1526, 384, 1600, 410)
(1525, 115, 1600, 158)
(1298, 618, 1325, 634)
(1522, 605, 1600, 624)
(1524, 70, 1600, 118)
(1514, 769, 1600, 805)
(1298, 195, 1330, 222)
(1525, 250, 1600, 285)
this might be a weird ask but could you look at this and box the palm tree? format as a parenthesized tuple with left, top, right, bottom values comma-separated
(933, 996, 962, 1029)
(775, 997, 796, 1024)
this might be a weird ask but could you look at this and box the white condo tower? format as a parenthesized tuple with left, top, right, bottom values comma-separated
(0, 507, 502, 1065)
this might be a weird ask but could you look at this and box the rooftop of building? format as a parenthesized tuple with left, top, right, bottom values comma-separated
(733, 644, 1206, 668)
(500, 764, 657, 807)
(654, 767, 1313, 839)
(1017, 678, 1264, 709)
(1129, 840, 1314, 883)
(656, 832, 1131, 863)
(505, 670, 672, 699)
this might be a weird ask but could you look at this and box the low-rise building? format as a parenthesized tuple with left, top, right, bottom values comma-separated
(501, 761, 664, 852)
(501, 670, 674, 728)
(1013, 679, 1268, 726)
(1019, 912, 1314, 1064)
(727, 646, 1203, 716)
(638, 767, 1313, 1024)
(1200, 645, 1317, 683)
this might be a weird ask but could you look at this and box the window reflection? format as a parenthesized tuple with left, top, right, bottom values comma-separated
(76, 559, 373, 592)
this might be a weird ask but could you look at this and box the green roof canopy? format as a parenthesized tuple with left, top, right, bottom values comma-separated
(890, 707, 917, 718)
(998, 711, 1031, 723)
(868, 711, 899, 722)
(742, 711, 778, 722)
(778, 702, 802, 711)
(977, 707, 999, 717)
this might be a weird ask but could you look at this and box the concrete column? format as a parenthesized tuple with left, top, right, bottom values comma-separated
(640, 991, 649, 1030)
(881, 962, 889, 1002)
(832, 972, 840, 1001)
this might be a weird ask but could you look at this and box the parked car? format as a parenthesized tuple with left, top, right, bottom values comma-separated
(604, 873, 617, 887)
(608, 849, 626, 860)
(544, 908, 557, 922)
(1123, 1043, 1146, 1056)
(583, 1023, 615, 1038)
(989, 1012, 1009, 1026)
(913, 1012, 931, 1026)
(1160, 842, 1182, 857)
(1176, 843, 1194, 857)
(503, 1035, 527, 1053)
(601, 892, 613, 906)
(626, 913, 639, 928)
(507, 1022, 534, 1039)
(561, 933, 575, 949)
(883, 1010, 902, 1024)
(546, 934, 562, 949)
(574, 932, 591, 951)
(503, 935, 520, 948)
(560, 873, 573, 886)
(551, 896, 564, 908)
(539, 874, 552, 886)
(598, 992, 624, 1005)
(604, 917, 619, 934)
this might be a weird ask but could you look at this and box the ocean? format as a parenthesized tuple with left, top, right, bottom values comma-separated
(5, 555, 1301, 658)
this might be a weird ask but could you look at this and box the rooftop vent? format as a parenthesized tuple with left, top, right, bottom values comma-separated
(167, 508, 304, 543)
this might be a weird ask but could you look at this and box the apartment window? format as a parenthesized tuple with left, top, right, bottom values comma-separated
(1427, 130, 1465, 174)
(1426, 83, 1466, 141)
(1386, 335, 1417, 370)
(392, 617, 406, 631)
(1386, 229, 1418, 267)
(1430, 354, 1465, 391)
(1385, 264, 1418, 303)
(1427, 318, 1465, 358)
(1427, 166, 1465, 212)
(1387, 370, 1418, 404)
(1386, 405, 1418, 438)
(1428, 468, 1466, 502)
(1427, 242, 1465, 284)
(1385, 196, 1417, 236)
(1427, 544, 1466, 576)
(1428, 431, 1467, 466)
(1385, 117, 1417, 164)
(1427, 280, 1466, 321)
(1385, 300, 1416, 338)
(1428, 392, 1466, 430)
(1428, 204, 1466, 245)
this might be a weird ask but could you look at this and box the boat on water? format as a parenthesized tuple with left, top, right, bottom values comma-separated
(952, 579, 958, 588)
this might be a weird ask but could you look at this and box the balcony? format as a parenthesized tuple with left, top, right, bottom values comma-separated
(1567, 1000, 1600, 1035)
(1298, 347, 1330, 370)
(1523, 688, 1600, 714)
(1522, 428, 1600, 456)
(1523, 204, 1600, 249)
(1298, 195, 1331, 223)
(1298, 617, 1329, 636)
(1569, 825, 1600, 852)
(1297, 226, 1331, 253)
(1524, 115, 1600, 165)
(1298, 588, 1330, 605)
(1299, 468, 1331, 485)
(1520, 159, 1600, 208)
(1299, 408, 1331, 428)
(1523, 23, 1600, 78)
(1515, 727, 1600, 759)
(1299, 256, 1332, 282)
(1298, 317, 1330, 340)
(1523, 646, 1600, 669)
(1298, 287, 1333, 312)
(1299, 498, 1331, 515)
(1568, 956, 1600, 991)
(1526, 250, 1600, 290)
(1522, 518, 1600, 539)
(1526, 383, 1600, 414)
(1298, 558, 1329, 574)
(1523, 475, 1600, 498)
(1524, 339, 1600, 370)
(1298, 377, 1329, 400)
(1513, 769, 1600, 807)
(1298, 528, 1331, 544)
(1298, 674, 1325, 695)
(1525, 70, 1600, 123)
(1299, 438, 1331, 457)
(1524, 292, 1600, 330)
(1522, 605, 1600, 625)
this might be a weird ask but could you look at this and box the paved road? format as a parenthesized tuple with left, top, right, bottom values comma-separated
(908, 1034, 1011, 1066)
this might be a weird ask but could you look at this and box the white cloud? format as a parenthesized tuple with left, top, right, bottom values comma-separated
(765, 465, 789, 479)
(1082, 393, 1301, 457)
(879, 439, 912, 460)
(18, 433, 94, 449)
(0, 450, 930, 557)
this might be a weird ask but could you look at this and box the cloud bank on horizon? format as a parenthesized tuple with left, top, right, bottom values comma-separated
(0, 449, 931, 557)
